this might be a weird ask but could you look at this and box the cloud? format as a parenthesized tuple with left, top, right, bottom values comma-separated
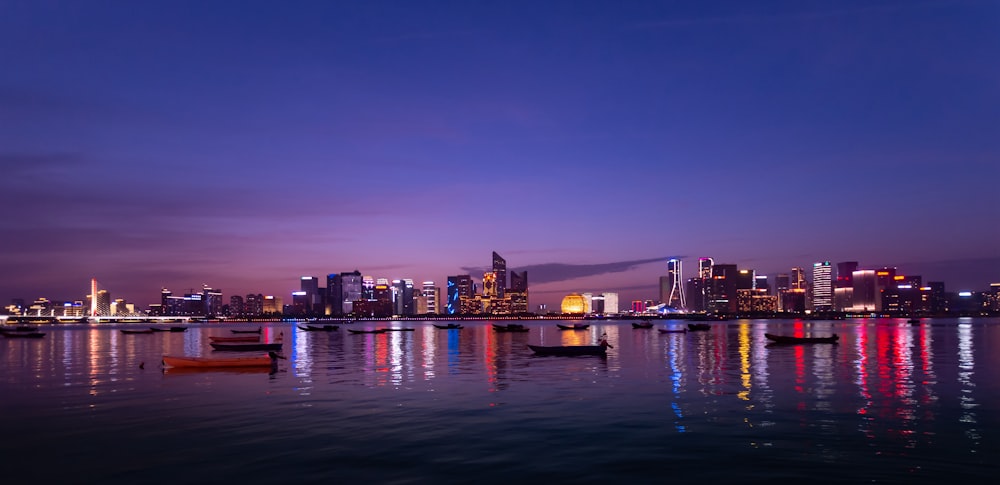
(462, 256, 668, 284)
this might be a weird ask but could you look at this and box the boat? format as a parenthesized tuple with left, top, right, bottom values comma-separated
(121, 329, 155, 334)
(658, 328, 687, 334)
(687, 323, 711, 331)
(433, 324, 464, 329)
(298, 325, 339, 332)
(3, 326, 39, 332)
(347, 328, 387, 334)
(556, 323, 590, 330)
(528, 335, 612, 356)
(162, 352, 279, 368)
(209, 335, 261, 343)
(907, 317, 920, 324)
(384, 328, 415, 332)
(632, 321, 654, 329)
(492, 324, 529, 333)
(1, 332, 45, 339)
(150, 326, 188, 332)
(764, 333, 839, 344)
(209, 342, 282, 351)
(230, 327, 262, 334)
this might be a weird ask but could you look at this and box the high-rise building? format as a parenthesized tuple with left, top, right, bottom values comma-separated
(791, 267, 807, 290)
(837, 261, 858, 288)
(326, 274, 343, 316)
(851, 270, 880, 311)
(262, 295, 283, 315)
(362, 276, 375, 300)
(492, 252, 507, 299)
(229, 295, 244, 316)
(603, 292, 619, 314)
(341, 271, 363, 314)
(708, 264, 738, 314)
(699, 258, 713, 279)
(508, 270, 529, 313)
(812, 262, 833, 311)
(300, 276, 320, 315)
(245, 293, 263, 316)
(666, 258, 685, 309)
(421, 281, 439, 314)
(446, 275, 473, 314)
(392, 279, 415, 316)
(482, 271, 498, 298)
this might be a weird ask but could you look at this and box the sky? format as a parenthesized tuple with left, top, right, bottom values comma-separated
(1, 0, 998, 310)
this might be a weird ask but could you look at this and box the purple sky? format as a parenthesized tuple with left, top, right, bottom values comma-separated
(2, 0, 998, 310)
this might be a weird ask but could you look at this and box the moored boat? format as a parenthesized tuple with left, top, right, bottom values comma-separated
(764, 333, 839, 344)
(492, 324, 529, 333)
(162, 352, 279, 368)
(209, 335, 261, 343)
(209, 342, 282, 351)
(433, 324, 464, 329)
(151, 327, 188, 332)
(298, 325, 339, 332)
(687, 323, 711, 331)
(384, 327, 415, 332)
(632, 321, 654, 329)
(556, 323, 590, 330)
(528, 335, 612, 356)
(1, 331, 45, 339)
(347, 328, 387, 334)
(230, 327, 262, 334)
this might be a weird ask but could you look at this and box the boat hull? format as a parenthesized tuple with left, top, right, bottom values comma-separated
(209, 342, 282, 351)
(162, 354, 274, 368)
(556, 324, 589, 330)
(209, 336, 261, 343)
(764, 333, 839, 344)
(528, 344, 607, 356)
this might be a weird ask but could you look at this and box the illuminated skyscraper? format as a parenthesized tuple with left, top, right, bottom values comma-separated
(422, 281, 439, 314)
(326, 274, 343, 316)
(666, 258, 685, 309)
(492, 252, 507, 299)
(791, 267, 807, 290)
(362, 276, 375, 300)
(699, 258, 713, 279)
(482, 271, 498, 297)
(446, 275, 473, 314)
(812, 262, 833, 311)
(341, 271, 363, 314)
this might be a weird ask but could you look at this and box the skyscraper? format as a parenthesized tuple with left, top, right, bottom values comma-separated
(422, 281, 439, 314)
(791, 267, 807, 290)
(446, 275, 473, 314)
(812, 262, 833, 311)
(326, 273, 343, 316)
(492, 251, 507, 299)
(837, 261, 858, 288)
(666, 258, 685, 309)
(341, 270, 363, 314)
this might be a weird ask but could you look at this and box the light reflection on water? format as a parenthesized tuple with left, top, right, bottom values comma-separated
(2, 318, 999, 483)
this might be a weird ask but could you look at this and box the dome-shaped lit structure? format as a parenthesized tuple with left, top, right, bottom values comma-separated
(561, 293, 586, 314)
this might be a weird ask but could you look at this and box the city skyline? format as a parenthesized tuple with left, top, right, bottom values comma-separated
(2, 1, 997, 309)
(4, 252, 994, 313)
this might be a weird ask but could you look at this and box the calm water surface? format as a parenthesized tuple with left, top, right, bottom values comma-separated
(2, 318, 999, 484)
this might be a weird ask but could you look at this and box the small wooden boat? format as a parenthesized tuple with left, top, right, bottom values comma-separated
(528, 336, 612, 356)
(632, 321, 654, 329)
(162, 352, 279, 368)
(150, 326, 188, 332)
(3, 326, 39, 332)
(121, 329, 155, 334)
(1, 331, 45, 339)
(347, 328, 388, 334)
(298, 325, 339, 332)
(492, 324, 529, 333)
(433, 324, 464, 329)
(384, 327, 414, 332)
(209, 335, 261, 343)
(209, 342, 282, 351)
(230, 327, 262, 334)
(687, 323, 711, 331)
(658, 328, 687, 334)
(556, 324, 590, 330)
(764, 333, 839, 344)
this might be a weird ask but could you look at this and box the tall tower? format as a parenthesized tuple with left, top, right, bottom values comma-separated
(492, 251, 507, 299)
(90, 278, 98, 316)
(667, 258, 685, 309)
(812, 262, 833, 311)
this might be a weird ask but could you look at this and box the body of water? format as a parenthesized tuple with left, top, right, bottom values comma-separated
(2, 318, 998, 484)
